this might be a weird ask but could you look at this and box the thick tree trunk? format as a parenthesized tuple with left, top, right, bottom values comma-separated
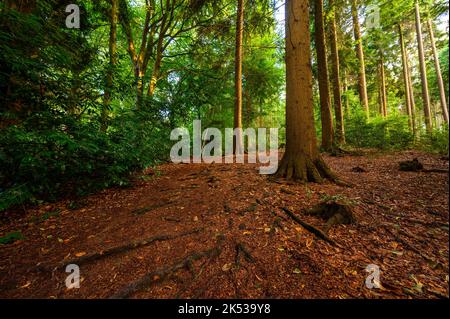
(329, 0, 344, 145)
(314, 0, 334, 151)
(276, 0, 339, 183)
(102, 0, 118, 132)
(351, 0, 369, 117)
(415, 1, 432, 132)
(398, 24, 413, 130)
(427, 18, 449, 124)
(234, 0, 244, 154)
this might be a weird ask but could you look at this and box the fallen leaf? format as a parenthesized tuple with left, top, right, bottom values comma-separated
(222, 263, 232, 272)
(75, 251, 86, 257)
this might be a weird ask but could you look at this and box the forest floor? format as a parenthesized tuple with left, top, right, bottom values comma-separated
(0, 150, 448, 299)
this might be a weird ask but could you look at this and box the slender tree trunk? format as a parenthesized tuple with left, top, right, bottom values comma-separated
(234, 0, 244, 154)
(342, 68, 349, 117)
(314, 0, 334, 151)
(102, 0, 118, 132)
(406, 50, 417, 135)
(427, 18, 449, 124)
(378, 79, 383, 115)
(275, 0, 339, 183)
(415, 0, 432, 132)
(398, 24, 413, 130)
(351, 0, 369, 117)
(329, 0, 344, 145)
(136, 68, 144, 108)
(379, 51, 387, 117)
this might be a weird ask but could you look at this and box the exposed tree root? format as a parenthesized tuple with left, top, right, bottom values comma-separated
(399, 158, 448, 173)
(280, 207, 337, 246)
(235, 242, 255, 265)
(422, 168, 449, 173)
(38, 228, 204, 272)
(304, 201, 355, 233)
(381, 225, 436, 263)
(399, 158, 423, 171)
(109, 234, 225, 299)
(275, 154, 351, 186)
(132, 200, 176, 215)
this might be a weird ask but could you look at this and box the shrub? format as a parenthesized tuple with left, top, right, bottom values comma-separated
(0, 110, 171, 211)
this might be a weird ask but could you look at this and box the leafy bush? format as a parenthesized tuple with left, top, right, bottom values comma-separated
(345, 109, 414, 150)
(0, 110, 171, 211)
(417, 125, 449, 155)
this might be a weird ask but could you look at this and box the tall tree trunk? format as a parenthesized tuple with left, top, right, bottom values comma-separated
(275, 0, 339, 183)
(398, 24, 413, 130)
(379, 51, 387, 117)
(427, 18, 449, 124)
(351, 0, 369, 117)
(342, 67, 349, 117)
(415, 0, 432, 132)
(102, 0, 118, 132)
(406, 50, 417, 135)
(329, 0, 344, 145)
(314, 0, 334, 151)
(378, 79, 383, 115)
(233, 0, 244, 154)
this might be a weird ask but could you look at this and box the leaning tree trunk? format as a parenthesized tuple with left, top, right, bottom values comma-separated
(398, 24, 413, 131)
(329, 0, 344, 145)
(233, 0, 244, 154)
(275, 0, 340, 183)
(314, 0, 334, 151)
(102, 0, 118, 132)
(351, 0, 369, 118)
(415, 0, 432, 133)
(427, 18, 449, 124)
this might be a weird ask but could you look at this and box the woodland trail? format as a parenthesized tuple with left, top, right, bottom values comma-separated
(0, 150, 448, 299)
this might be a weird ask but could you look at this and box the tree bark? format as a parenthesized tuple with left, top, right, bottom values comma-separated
(427, 18, 449, 124)
(329, 0, 344, 145)
(398, 24, 413, 131)
(102, 0, 118, 132)
(379, 51, 387, 118)
(342, 68, 349, 117)
(275, 0, 340, 183)
(314, 0, 334, 151)
(234, 0, 244, 154)
(406, 49, 417, 135)
(351, 0, 369, 117)
(415, 0, 432, 132)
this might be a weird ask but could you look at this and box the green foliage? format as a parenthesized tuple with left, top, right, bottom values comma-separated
(345, 108, 414, 150)
(0, 110, 171, 211)
(0, 231, 24, 244)
(417, 125, 449, 155)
